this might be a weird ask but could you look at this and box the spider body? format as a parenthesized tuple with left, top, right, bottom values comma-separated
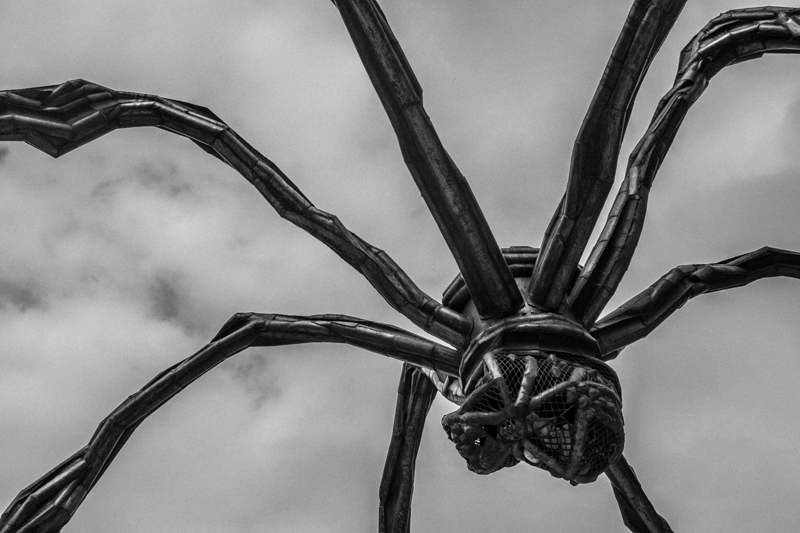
(440, 248, 624, 482)
(2, 2, 800, 533)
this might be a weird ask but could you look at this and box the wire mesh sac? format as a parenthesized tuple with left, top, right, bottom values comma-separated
(442, 351, 624, 484)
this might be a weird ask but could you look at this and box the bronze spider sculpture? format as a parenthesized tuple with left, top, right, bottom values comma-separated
(1, 1, 800, 532)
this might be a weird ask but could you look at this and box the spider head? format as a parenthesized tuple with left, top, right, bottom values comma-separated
(442, 341, 624, 483)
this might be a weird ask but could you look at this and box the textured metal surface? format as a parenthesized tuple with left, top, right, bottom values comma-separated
(441, 351, 624, 483)
(593, 247, 800, 356)
(528, 0, 687, 312)
(442, 246, 541, 313)
(570, 7, 800, 327)
(334, 0, 523, 319)
(0, 79, 471, 349)
(0, 314, 456, 533)
(378, 364, 437, 533)
(606, 455, 675, 533)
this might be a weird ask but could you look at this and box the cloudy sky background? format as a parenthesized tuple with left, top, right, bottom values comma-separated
(1, 1, 800, 532)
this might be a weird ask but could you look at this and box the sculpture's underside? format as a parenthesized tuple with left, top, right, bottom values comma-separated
(1, 2, 800, 533)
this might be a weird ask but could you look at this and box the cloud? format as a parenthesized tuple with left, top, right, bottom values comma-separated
(147, 272, 183, 321)
(0, 278, 46, 311)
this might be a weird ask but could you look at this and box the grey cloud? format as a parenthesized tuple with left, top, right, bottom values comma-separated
(0, 278, 46, 311)
(89, 158, 194, 199)
(134, 159, 193, 198)
(225, 349, 281, 410)
(145, 272, 214, 336)
(148, 273, 182, 322)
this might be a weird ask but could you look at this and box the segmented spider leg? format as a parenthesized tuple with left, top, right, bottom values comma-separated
(569, 8, 800, 327)
(0, 80, 471, 348)
(333, 0, 523, 319)
(379, 364, 438, 533)
(213, 313, 462, 374)
(0, 313, 460, 533)
(529, 0, 687, 312)
(592, 247, 800, 356)
(606, 455, 674, 533)
(417, 367, 465, 405)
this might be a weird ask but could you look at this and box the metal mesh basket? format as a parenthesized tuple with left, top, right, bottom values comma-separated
(442, 351, 624, 484)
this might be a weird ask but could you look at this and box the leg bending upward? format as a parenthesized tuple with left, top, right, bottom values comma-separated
(592, 247, 800, 356)
(0, 314, 459, 533)
(0, 80, 471, 349)
(569, 7, 800, 327)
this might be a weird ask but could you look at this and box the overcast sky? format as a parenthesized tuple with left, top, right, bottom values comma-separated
(1, 1, 800, 532)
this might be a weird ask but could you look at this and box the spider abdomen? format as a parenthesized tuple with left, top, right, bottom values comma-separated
(443, 350, 623, 483)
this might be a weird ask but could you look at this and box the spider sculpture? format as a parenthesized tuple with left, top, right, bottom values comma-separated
(1, 1, 799, 532)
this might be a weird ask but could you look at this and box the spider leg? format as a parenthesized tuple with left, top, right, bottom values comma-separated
(569, 7, 800, 327)
(378, 364, 438, 533)
(379, 361, 466, 533)
(529, 0, 687, 312)
(591, 247, 800, 356)
(606, 454, 674, 533)
(417, 367, 465, 406)
(0, 80, 471, 348)
(332, 0, 523, 319)
(0, 313, 460, 533)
